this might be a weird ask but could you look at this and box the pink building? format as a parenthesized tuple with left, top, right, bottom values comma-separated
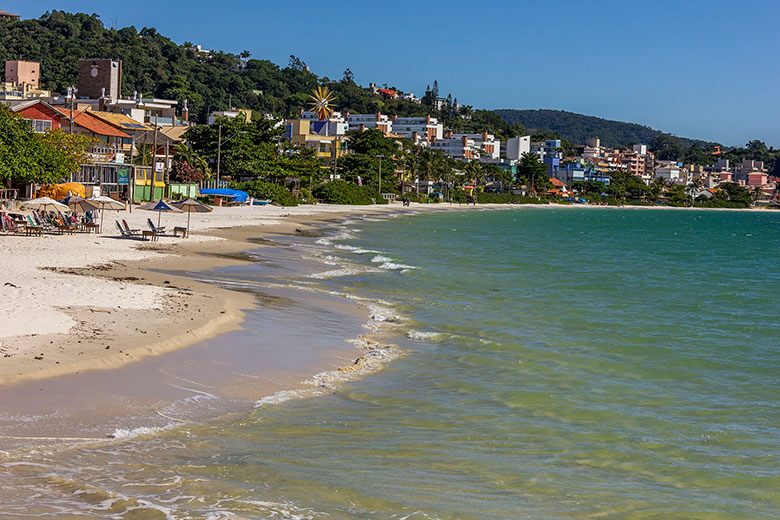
(748, 173, 768, 186)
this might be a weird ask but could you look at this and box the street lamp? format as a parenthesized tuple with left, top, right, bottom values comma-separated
(375, 154, 385, 199)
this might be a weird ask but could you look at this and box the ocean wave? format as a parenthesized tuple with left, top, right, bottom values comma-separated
(334, 244, 381, 254)
(108, 425, 173, 440)
(370, 255, 417, 272)
(406, 330, 445, 341)
(255, 338, 402, 409)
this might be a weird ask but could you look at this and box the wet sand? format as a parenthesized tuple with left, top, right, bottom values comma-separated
(0, 208, 409, 449)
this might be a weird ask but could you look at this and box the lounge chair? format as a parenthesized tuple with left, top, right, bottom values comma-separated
(116, 220, 146, 240)
(147, 218, 165, 234)
(122, 220, 141, 235)
(25, 215, 44, 236)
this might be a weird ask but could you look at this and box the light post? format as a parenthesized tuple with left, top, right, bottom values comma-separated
(375, 154, 385, 199)
(216, 123, 222, 187)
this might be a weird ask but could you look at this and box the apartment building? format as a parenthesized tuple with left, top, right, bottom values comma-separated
(346, 112, 393, 133)
(391, 115, 443, 144)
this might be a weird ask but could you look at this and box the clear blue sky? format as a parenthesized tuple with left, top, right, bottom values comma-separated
(5, 0, 779, 146)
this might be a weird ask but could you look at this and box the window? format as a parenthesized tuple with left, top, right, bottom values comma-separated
(31, 119, 52, 133)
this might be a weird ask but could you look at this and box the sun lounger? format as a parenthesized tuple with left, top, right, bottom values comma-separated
(147, 218, 166, 234)
(25, 216, 44, 236)
(116, 220, 146, 240)
(122, 220, 141, 235)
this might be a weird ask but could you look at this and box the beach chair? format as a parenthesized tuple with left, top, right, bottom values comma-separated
(25, 215, 44, 236)
(147, 218, 165, 234)
(116, 220, 146, 240)
(122, 220, 141, 235)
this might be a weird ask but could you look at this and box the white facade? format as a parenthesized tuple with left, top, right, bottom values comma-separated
(392, 116, 443, 144)
(633, 144, 648, 155)
(655, 166, 681, 181)
(431, 136, 478, 160)
(506, 135, 531, 160)
(452, 133, 500, 160)
(346, 112, 392, 133)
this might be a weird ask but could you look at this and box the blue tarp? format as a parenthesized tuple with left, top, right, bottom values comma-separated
(199, 188, 249, 203)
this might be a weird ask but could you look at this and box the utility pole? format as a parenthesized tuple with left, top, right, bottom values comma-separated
(375, 154, 385, 199)
(216, 123, 222, 187)
(68, 86, 76, 135)
(151, 116, 158, 202)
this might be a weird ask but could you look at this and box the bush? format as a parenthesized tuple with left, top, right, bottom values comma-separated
(313, 180, 386, 205)
(476, 192, 546, 204)
(234, 180, 298, 206)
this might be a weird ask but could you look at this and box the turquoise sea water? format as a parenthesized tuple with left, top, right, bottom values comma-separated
(2, 207, 779, 518)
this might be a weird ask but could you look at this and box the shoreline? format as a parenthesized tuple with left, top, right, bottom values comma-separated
(0, 200, 770, 390)
(0, 206, 419, 446)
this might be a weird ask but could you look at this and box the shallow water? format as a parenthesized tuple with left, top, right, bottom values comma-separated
(1, 207, 778, 519)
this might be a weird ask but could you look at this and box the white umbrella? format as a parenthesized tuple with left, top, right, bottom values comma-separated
(88, 195, 126, 233)
(172, 198, 212, 237)
(21, 197, 68, 212)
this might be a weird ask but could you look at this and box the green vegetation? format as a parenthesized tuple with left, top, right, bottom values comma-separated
(233, 180, 299, 206)
(475, 192, 546, 204)
(495, 109, 712, 149)
(313, 180, 385, 205)
(0, 105, 94, 188)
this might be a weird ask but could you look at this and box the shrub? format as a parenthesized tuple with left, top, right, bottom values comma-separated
(234, 180, 298, 206)
(476, 192, 546, 204)
(313, 180, 386, 205)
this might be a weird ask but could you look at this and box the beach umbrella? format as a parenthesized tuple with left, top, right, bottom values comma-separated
(138, 199, 183, 228)
(172, 198, 212, 237)
(21, 197, 69, 212)
(88, 195, 126, 233)
(60, 195, 100, 213)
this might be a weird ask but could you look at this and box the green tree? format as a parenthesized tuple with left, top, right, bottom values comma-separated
(515, 152, 549, 192)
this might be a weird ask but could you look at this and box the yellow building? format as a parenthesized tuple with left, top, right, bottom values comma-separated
(284, 118, 347, 163)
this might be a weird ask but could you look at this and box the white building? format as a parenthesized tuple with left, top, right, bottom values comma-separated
(454, 132, 500, 160)
(346, 112, 392, 133)
(431, 135, 479, 160)
(208, 108, 251, 125)
(655, 166, 681, 182)
(505, 135, 531, 160)
(392, 115, 443, 144)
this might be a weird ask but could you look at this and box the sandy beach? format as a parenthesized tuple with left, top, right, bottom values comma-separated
(1, 200, 772, 389)
(0, 202, 472, 389)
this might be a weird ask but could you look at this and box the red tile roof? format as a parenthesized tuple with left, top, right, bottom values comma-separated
(377, 88, 397, 97)
(53, 108, 131, 138)
(549, 177, 566, 187)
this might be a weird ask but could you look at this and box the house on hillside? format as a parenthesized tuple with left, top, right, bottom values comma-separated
(0, 8, 19, 21)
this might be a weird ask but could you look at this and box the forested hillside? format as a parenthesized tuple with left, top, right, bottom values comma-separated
(0, 11, 435, 123)
(494, 109, 711, 148)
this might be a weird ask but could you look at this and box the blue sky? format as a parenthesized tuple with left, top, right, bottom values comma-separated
(5, 0, 779, 146)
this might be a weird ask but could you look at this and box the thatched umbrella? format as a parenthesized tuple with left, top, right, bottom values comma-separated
(172, 198, 212, 237)
(88, 195, 126, 233)
(60, 195, 100, 213)
(138, 200, 183, 230)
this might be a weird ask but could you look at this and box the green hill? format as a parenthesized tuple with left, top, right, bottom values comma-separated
(0, 11, 428, 123)
(494, 109, 713, 148)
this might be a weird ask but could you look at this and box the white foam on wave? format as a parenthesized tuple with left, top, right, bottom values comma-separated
(108, 425, 173, 441)
(406, 330, 444, 341)
(370, 255, 417, 272)
(334, 244, 380, 254)
(255, 336, 403, 409)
